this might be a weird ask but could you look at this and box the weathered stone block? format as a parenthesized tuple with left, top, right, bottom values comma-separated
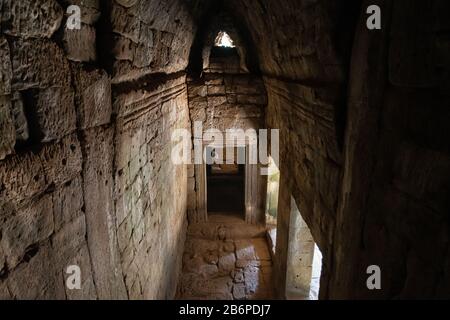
(1, 195, 54, 268)
(207, 85, 226, 96)
(232, 283, 246, 299)
(6, 243, 64, 299)
(389, 0, 436, 87)
(133, 42, 155, 68)
(52, 215, 87, 261)
(0, 151, 47, 204)
(218, 252, 236, 273)
(67, 0, 101, 24)
(83, 126, 127, 299)
(207, 96, 227, 108)
(72, 66, 112, 129)
(235, 240, 257, 260)
(10, 92, 29, 144)
(62, 244, 97, 300)
(205, 76, 223, 86)
(236, 94, 266, 105)
(188, 85, 207, 98)
(81, 76, 112, 128)
(0, 281, 11, 299)
(0, 95, 15, 160)
(113, 35, 134, 61)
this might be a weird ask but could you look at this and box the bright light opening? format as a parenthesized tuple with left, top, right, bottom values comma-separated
(214, 31, 235, 48)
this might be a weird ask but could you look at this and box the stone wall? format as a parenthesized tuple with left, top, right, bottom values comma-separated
(109, 0, 196, 298)
(330, 0, 450, 299)
(0, 0, 194, 300)
(113, 76, 190, 299)
(110, 0, 196, 83)
(1, 0, 449, 300)
(186, 63, 267, 223)
(228, 0, 450, 299)
(0, 0, 124, 299)
(265, 77, 343, 298)
(286, 197, 315, 298)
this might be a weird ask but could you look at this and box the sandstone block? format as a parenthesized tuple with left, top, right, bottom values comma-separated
(6, 243, 64, 299)
(39, 134, 83, 186)
(232, 283, 246, 299)
(73, 66, 112, 129)
(67, 0, 101, 24)
(52, 176, 84, 231)
(64, 24, 97, 62)
(236, 94, 266, 105)
(0, 281, 11, 299)
(111, 4, 140, 43)
(218, 252, 236, 273)
(0, 38, 12, 95)
(62, 244, 97, 300)
(34, 87, 77, 142)
(52, 215, 87, 261)
(10, 92, 29, 144)
(113, 35, 134, 61)
(207, 85, 226, 96)
(207, 96, 227, 108)
(11, 39, 71, 90)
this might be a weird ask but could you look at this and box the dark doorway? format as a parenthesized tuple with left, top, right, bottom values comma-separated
(206, 148, 245, 218)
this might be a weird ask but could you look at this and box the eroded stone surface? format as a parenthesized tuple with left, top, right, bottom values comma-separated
(178, 215, 275, 300)
(1, 195, 54, 268)
(0, 37, 12, 95)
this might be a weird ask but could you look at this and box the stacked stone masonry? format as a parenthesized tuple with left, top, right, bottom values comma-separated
(186, 69, 267, 223)
(0, 0, 449, 300)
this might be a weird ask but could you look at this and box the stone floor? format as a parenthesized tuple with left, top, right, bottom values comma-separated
(177, 213, 275, 300)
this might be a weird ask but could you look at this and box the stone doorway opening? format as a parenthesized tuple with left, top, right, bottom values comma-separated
(206, 146, 246, 220)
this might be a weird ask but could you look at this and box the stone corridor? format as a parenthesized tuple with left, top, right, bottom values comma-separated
(177, 214, 274, 300)
(0, 0, 449, 301)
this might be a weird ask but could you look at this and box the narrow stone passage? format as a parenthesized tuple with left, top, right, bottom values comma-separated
(1, 0, 449, 301)
(177, 214, 274, 300)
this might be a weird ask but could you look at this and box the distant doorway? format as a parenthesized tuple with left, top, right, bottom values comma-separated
(206, 146, 246, 219)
